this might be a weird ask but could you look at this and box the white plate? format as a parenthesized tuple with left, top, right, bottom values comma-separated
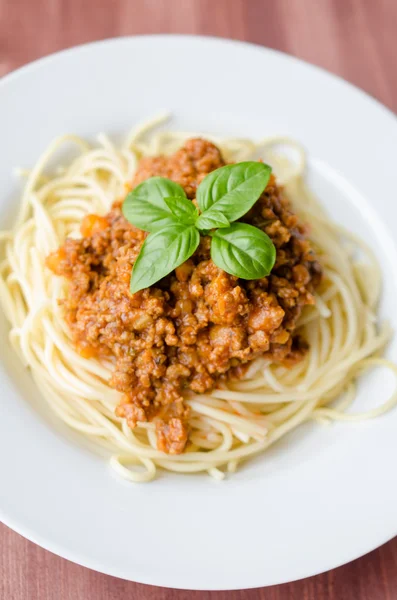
(1, 35, 397, 591)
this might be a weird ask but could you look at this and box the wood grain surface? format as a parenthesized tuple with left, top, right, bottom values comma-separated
(1, 0, 397, 598)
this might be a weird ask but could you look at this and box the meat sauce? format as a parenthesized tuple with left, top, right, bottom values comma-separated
(47, 139, 322, 454)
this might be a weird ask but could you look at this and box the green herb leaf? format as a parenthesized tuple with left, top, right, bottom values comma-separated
(196, 162, 272, 223)
(123, 177, 187, 233)
(164, 196, 198, 225)
(130, 225, 200, 294)
(211, 222, 276, 280)
(195, 210, 230, 231)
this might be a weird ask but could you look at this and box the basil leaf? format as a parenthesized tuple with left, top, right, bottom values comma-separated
(123, 176, 187, 233)
(130, 225, 200, 293)
(164, 197, 198, 225)
(197, 162, 271, 223)
(211, 222, 276, 280)
(195, 210, 230, 231)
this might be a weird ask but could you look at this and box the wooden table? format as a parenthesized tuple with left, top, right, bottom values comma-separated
(1, 1, 397, 598)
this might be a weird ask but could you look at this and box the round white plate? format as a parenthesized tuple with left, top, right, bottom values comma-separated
(1, 35, 397, 591)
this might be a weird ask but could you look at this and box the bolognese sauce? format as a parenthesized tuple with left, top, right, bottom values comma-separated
(47, 139, 322, 454)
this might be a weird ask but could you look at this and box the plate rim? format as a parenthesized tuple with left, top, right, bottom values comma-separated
(1, 33, 396, 122)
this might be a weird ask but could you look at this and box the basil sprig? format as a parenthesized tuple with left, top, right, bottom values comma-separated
(130, 225, 200, 293)
(211, 223, 276, 279)
(123, 161, 275, 293)
(197, 162, 271, 220)
(122, 177, 188, 232)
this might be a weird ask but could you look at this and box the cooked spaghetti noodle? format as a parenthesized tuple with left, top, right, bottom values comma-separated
(1, 114, 396, 482)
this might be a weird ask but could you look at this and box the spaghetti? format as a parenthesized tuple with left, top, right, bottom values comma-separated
(1, 114, 396, 482)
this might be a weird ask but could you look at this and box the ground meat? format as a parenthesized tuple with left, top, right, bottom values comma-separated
(47, 139, 322, 454)
(133, 138, 226, 199)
